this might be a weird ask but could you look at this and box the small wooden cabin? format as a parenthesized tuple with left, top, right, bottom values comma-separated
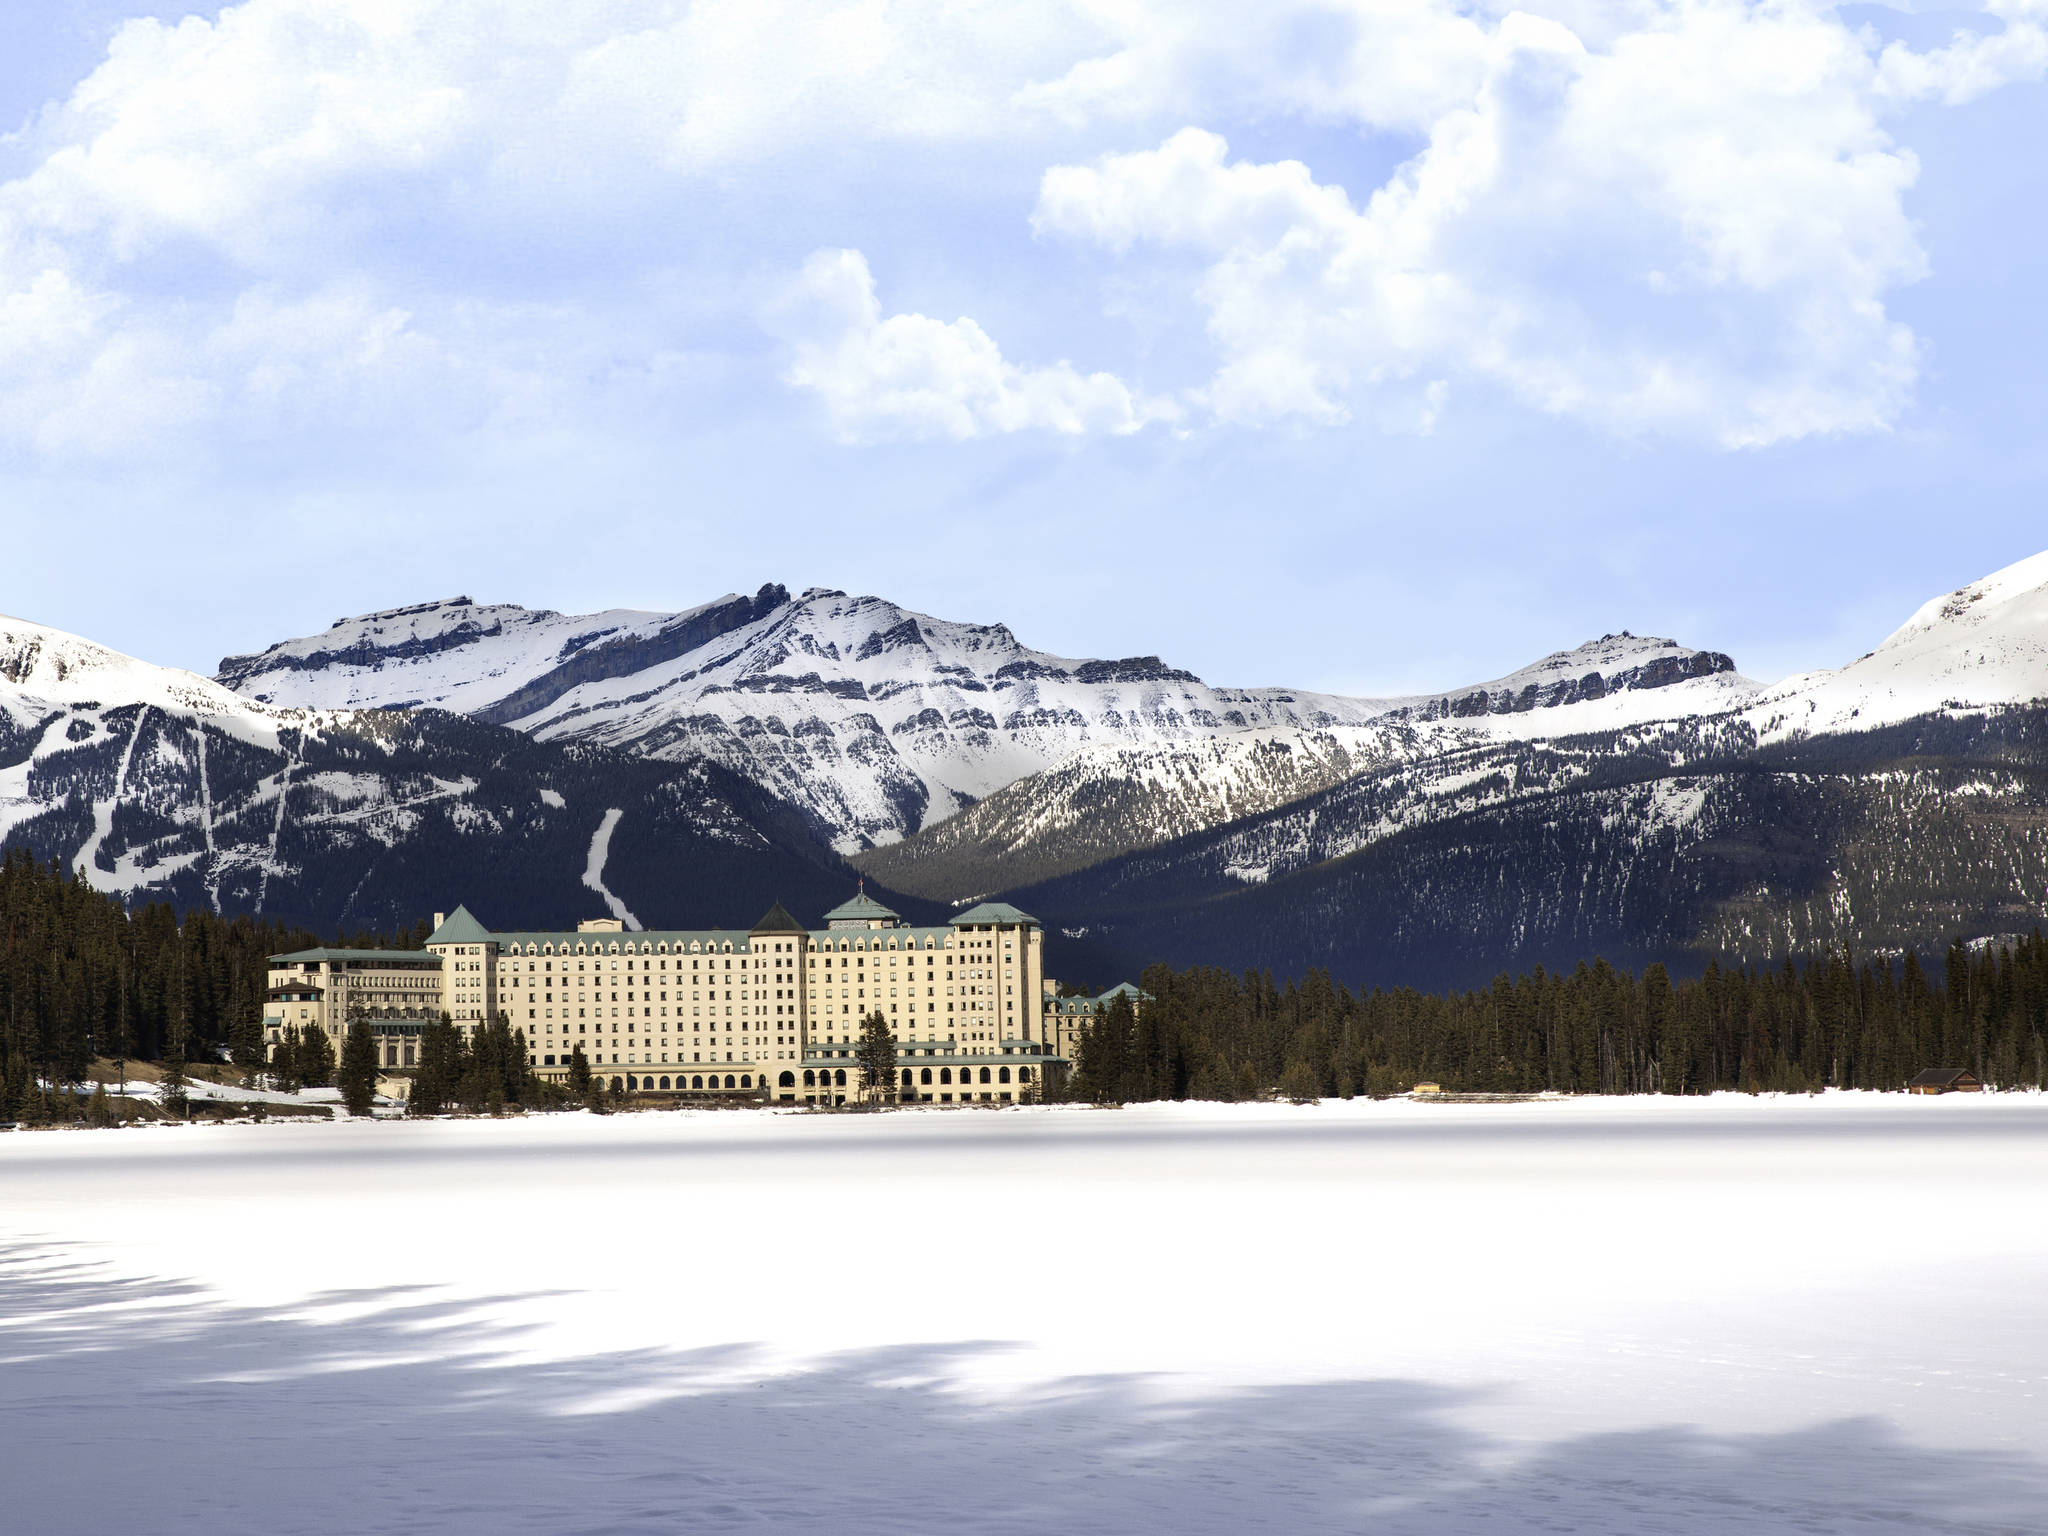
(1906, 1068, 1983, 1095)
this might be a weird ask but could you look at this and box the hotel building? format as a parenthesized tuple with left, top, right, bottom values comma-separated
(265, 891, 1061, 1105)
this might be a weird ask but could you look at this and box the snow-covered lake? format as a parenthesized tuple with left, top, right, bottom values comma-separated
(4, 1095, 2045, 1534)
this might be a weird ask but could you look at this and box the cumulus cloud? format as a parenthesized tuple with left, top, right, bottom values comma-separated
(0, 0, 2037, 460)
(773, 249, 1176, 442)
(1029, 0, 2046, 445)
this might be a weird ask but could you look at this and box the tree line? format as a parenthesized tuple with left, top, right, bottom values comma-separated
(1070, 936, 2048, 1103)
(0, 850, 472, 1120)
(9, 843, 2048, 1119)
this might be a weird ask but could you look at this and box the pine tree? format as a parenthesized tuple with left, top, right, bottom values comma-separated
(566, 1043, 591, 1095)
(1277, 1059, 1321, 1104)
(1074, 994, 1136, 1104)
(855, 1011, 897, 1106)
(296, 1023, 336, 1088)
(160, 1038, 189, 1121)
(338, 1017, 379, 1118)
(229, 1001, 266, 1084)
(410, 1014, 464, 1116)
(269, 1027, 301, 1093)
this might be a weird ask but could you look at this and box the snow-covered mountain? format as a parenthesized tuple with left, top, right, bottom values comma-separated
(856, 633, 1758, 900)
(1389, 632, 1742, 721)
(221, 587, 1412, 851)
(17, 547, 2048, 986)
(997, 552, 2048, 986)
(1748, 550, 2048, 739)
(1, 614, 868, 930)
(220, 592, 1758, 857)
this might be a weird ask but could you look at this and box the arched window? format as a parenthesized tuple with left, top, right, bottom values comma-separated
(920, 1067, 932, 1084)
(901, 1068, 913, 1086)
(740, 1075, 751, 1089)
(940, 1068, 952, 1085)
(627, 1075, 638, 1090)
(979, 1067, 991, 1084)
(803, 1069, 816, 1086)
(691, 1075, 703, 1089)
(833, 1068, 846, 1087)
(999, 1066, 1011, 1083)
(724, 1074, 737, 1089)
(659, 1076, 671, 1090)
(1019, 1066, 1033, 1082)
(779, 1071, 795, 1087)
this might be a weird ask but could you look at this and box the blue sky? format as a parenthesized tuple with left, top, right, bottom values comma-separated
(1, 0, 2045, 695)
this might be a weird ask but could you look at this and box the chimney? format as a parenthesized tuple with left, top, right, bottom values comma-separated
(433, 912, 444, 931)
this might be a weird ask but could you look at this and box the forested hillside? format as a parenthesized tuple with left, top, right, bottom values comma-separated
(0, 851, 326, 1112)
(1024, 707, 2048, 991)
(1071, 935, 2048, 1103)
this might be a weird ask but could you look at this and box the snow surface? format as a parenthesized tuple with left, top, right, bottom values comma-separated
(1750, 548, 2048, 738)
(0, 613, 268, 723)
(3, 1095, 2045, 1534)
(214, 591, 1758, 851)
(580, 806, 641, 930)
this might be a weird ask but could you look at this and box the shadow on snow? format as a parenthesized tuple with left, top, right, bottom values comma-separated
(1, 1245, 2041, 1536)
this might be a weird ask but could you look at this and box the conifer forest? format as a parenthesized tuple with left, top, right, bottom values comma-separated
(1068, 945, 2048, 1102)
(7, 843, 2045, 1115)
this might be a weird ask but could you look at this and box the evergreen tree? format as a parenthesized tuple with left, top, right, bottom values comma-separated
(229, 1002, 266, 1083)
(269, 1027, 301, 1093)
(566, 1043, 591, 1095)
(338, 1017, 379, 1118)
(1277, 1059, 1321, 1104)
(855, 1011, 897, 1106)
(296, 1022, 336, 1088)
(1073, 994, 1136, 1104)
(159, 1038, 189, 1121)
(410, 1014, 464, 1116)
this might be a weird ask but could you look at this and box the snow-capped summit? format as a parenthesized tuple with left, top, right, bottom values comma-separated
(1751, 550, 2048, 738)
(220, 587, 1397, 850)
(216, 589, 785, 717)
(3, 613, 261, 721)
(1398, 632, 1746, 721)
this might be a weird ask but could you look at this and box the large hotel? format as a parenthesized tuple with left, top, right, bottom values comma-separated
(263, 891, 1135, 1106)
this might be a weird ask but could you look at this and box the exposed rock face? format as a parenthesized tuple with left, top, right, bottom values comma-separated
(216, 588, 1398, 851)
(1402, 634, 1739, 720)
(3, 614, 865, 933)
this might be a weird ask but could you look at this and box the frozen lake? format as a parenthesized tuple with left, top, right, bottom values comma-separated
(4, 1094, 2046, 1533)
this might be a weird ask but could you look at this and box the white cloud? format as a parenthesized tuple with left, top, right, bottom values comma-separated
(1028, 0, 2037, 446)
(774, 248, 1176, 442)
(0, 0, 2038, 460)
(1876, 0, 2048, 105)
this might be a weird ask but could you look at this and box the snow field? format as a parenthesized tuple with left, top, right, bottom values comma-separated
(2, 1094, 2046, 1533)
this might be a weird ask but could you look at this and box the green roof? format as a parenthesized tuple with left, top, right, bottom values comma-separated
(822, 891, 901, 924)
(750, 901, 807, 934)
(426, 905, 493, 945)
(949, 901, 1039, 927)
(270, 948, 438, 964)
(1099, 981, 1153, 1003)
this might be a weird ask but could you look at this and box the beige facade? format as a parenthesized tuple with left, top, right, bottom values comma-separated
(263, 949, 444, 1069)
(264, 894, 1067, 1104)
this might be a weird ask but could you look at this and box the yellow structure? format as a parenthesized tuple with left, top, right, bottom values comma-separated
(264, 892, 1062, 1105)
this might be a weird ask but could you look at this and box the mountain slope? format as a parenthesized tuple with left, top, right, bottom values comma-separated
(221, 587, 1405, 851)
(1749, 550, 2048, 739)
(855, 635, 1756, 903)
(3, 615, 886, 933)
(999, 554, 2048, 987)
